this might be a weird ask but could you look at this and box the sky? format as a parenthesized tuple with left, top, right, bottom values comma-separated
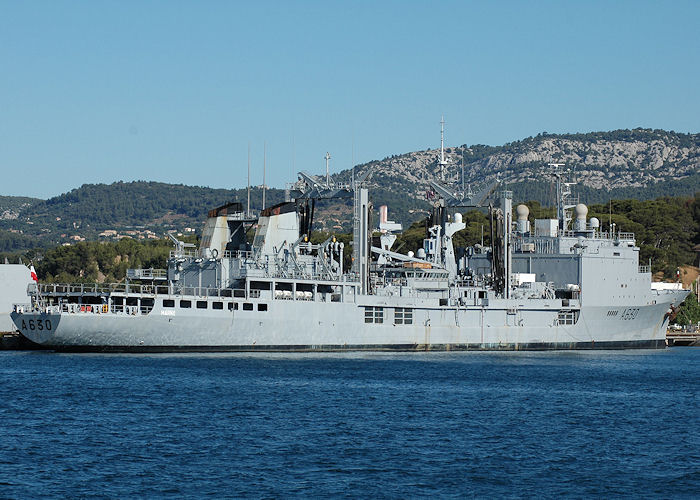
(1, 0, 698, 199)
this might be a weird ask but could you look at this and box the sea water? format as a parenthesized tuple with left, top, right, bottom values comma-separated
(0, 349, 698, 498)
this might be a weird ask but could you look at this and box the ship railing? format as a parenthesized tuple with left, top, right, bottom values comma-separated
(223, 250, 254, 260)
(38, 282, 170, 296)
(12, 303, 33, 313)
(513, 236, 556, 255)
(126, 268, 167, 280)
(169, 249, 199, 259)
(53, 303, 145, 316)
(176, 286, 237, 298)
(597, 231, 636, 241)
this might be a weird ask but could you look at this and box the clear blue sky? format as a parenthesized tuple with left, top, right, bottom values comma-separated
(1, 0, 698, 199)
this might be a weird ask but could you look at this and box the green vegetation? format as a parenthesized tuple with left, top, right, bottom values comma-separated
(32, 239, 172, 283)
(587, 195, 699, 277)
(0, 182, 286, 252)
(2, 236, 195, 284)
(509, 173, 700, 206)
(674, 292, 700, 326)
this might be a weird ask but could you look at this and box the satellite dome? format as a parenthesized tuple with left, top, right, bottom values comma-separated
(516, 204, 529, 220)
(454, 213, 463, 224)
(575, 203, 588, 219)
(589, 217, 600, 229)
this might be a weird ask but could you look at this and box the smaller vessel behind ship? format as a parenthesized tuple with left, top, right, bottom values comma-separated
(11, 156, 689, 351)
(1, 260, 40, 349)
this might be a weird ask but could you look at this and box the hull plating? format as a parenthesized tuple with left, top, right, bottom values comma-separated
(12, 294, 677, 352)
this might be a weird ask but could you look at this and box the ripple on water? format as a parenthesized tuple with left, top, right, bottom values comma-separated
(0, 348, 698, 497)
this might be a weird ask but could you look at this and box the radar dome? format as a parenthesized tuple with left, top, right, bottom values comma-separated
(589, 217, 600, 229)
(407, 251, 415, 258)
(516, 204, 529, 221)
(454, 213, 463, 224)
(574, 204, 588, 231)
(417, 248, 426, 259)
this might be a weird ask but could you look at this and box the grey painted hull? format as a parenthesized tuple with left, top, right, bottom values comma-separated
(12, 290, 682, 352)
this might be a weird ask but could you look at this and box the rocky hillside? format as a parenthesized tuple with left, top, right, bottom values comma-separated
(334, 129, 699, 209)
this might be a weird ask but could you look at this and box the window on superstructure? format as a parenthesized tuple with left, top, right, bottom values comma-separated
(364, 306, 384, 324)
(258, 303, 268, 312)
(243, 303, 253, 311)
(212, 301, 223, 310)
(557, 310, 579, 325)
(197, 301, 208, 309)
(365, 307, 374, 323)
(395, 308, 413, 325)
(163, 299, 175, 308)
(228, 302, 238, 311)
(180, 300, 191, 308)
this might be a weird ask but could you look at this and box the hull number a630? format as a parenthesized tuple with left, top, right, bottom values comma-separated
(620, 308, 639, 321)
(21, 319, 52, 331)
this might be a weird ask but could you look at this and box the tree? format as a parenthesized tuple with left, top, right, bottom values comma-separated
(674, 292, 700, 326)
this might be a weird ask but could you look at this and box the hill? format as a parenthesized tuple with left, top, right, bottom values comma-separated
(0, 182, 287, 251)
(337, 128, 699, 212)
(0, 128, 698, 250)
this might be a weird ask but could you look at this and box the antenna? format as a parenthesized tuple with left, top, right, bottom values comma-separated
(247, 143, 251, 216)
(325, 151, 331, 187)
(439, 116, 448, 181)
(351, 133, 355, 187)
(461, 149, 465, 193)
(262, 141, 267, 210)
(292, 135, 296, 180)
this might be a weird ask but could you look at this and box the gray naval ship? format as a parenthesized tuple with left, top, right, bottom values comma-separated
(11, 164, 689, 351)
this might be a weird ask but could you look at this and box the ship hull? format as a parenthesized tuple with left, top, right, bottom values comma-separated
(11, 291, 683, 352)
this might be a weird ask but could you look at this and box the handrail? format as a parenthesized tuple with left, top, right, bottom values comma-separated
(37, 283, 171, 295)
(126, 268, 167, 280)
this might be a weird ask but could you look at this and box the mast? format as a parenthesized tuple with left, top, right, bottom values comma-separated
(247, 143, 251, 216)
(438, 116, 448, 181)
(549, 163, 576, 232)
(262, 141, 267, 210)
(461, 148, 465, 194)
(501, 190, 513, 299)
(325, 151, 331, 187)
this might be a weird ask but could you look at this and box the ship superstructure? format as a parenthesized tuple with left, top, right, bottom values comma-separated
(11, 140, 689, 351)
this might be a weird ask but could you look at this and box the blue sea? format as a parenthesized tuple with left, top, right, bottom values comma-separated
(1, 348, 698, 498)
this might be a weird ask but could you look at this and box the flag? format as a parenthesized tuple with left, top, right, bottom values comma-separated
(30, 265, 38, 282)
